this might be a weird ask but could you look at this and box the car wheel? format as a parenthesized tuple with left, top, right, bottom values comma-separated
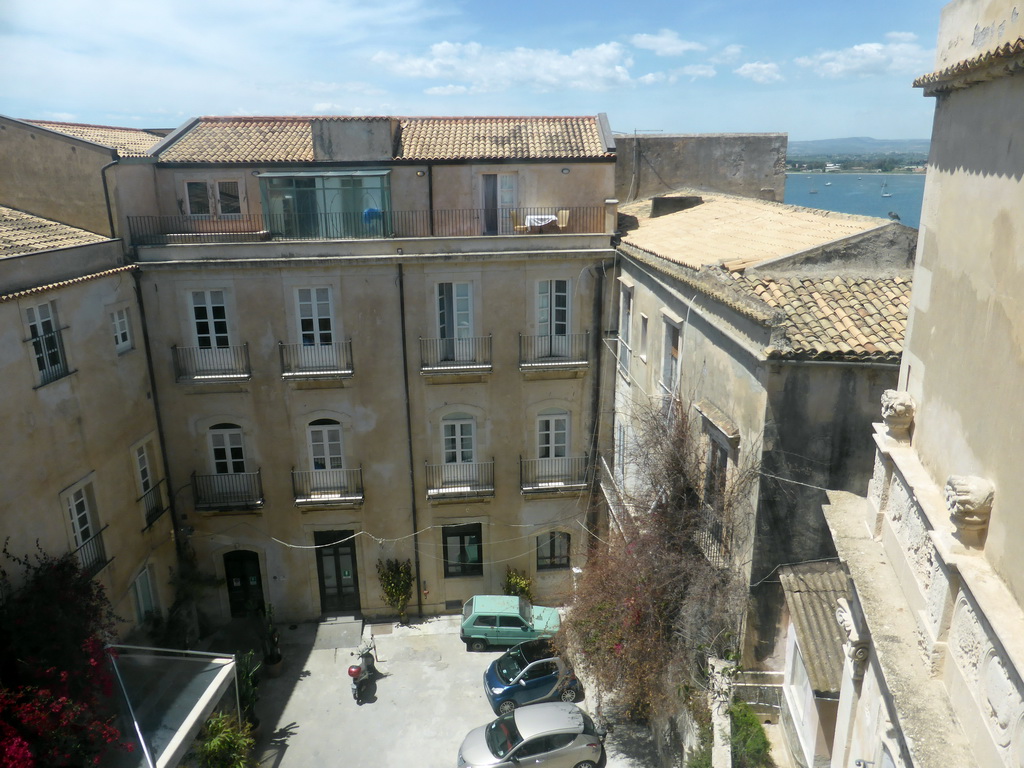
(469, 638, 488, 652)
(560, 687, 578, 702)
(498, 700, 516, 715)
(573, 762, 597, 768)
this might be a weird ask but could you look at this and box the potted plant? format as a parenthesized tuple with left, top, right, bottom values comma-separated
(235, 650, 260, 732)
(259, 604, 283, 677)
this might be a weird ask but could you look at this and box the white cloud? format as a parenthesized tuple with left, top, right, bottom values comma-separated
(734, 61, 783, 84)
(424, 85, 469, 95)
(638, 72, 667, 84)
(710, 44, 743, 64)
(667, 64, 717, 83)
(372, 41, 636, 93)
(794, 34, 932, 78)
(629, 29, 705, 56)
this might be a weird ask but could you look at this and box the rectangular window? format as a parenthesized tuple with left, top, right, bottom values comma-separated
(538, 412, 568, 459)
(135, 442, 164, 524)
(111, 307, 132, 353)
(185, 180, 241, 217)
(703, 438, 729, 512)
(662, 322, 681, 393)
(62, 480, 106, 575)
(639, 315, 649, 361)
(192, 290, 230, 349)
(443, 419, 475, 465)
(210, 428, 246, 474)
(261, 171, 392, 238)
(443, 523, 483, 577)
(618, 287, 632, 375)
(26, 301, 68, 384)
(132, 568, 157, 625)
(309, 422, 344, 470)
(537, 532, 570, 570)
(437, 282, 474, 362)
(297, 287, 334, 346)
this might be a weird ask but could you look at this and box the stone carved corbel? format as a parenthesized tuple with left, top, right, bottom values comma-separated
(945, 475, 995, 548)
(880, 390, 915, 442)
(836, 598, 870, 681)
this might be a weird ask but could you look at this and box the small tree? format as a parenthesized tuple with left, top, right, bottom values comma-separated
(193, 712, 254, 768)
(502, 567, 533, 602)
(376, 559, 414, 624)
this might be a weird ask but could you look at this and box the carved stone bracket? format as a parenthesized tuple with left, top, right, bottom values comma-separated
(837, 598, 871, 681)
(880, 390, 916, 442)
(945, 475, 995, 548)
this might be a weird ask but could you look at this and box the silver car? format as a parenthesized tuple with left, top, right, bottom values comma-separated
(456, 702, 604, 768)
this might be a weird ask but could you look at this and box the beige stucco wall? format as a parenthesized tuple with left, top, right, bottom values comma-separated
(0, 118, 116, 236)
(901, 67, 1024, 601)
(0, 252, 176, 636)
(136, 239, 610, 625)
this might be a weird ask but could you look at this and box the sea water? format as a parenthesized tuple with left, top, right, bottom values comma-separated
(784, 172, 926, 229)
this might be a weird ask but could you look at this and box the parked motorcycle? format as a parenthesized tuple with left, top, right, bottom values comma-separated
(348, 634, 377, 704)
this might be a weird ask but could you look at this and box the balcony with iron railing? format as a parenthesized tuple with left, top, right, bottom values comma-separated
(138, 479, 168, 529)
(279, 340, 354, 378)
(425, 460, 495, 500)
(172, 344, 251, 382)
(128, 206, 608, 246)
(191, 470, 264, 511)
(420, 335, 492, 374)
(73, 524, 111, 578)
(519, 332, 589, 370)
(291, 467, 364, 506)
(520, 456, 590, 493)
(27, 327, 71, 386)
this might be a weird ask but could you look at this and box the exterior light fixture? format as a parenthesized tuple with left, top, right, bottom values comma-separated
(561, 168, 570, 174)
(416, 170, 426, 177)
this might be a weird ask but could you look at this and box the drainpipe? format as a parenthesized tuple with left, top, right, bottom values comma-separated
(427, 166, 434, 237)
(99, 150, 120, 241)
(396, 263, 424, 616)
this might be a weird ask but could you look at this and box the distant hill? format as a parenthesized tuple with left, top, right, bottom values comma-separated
(788, 137, 930, 157)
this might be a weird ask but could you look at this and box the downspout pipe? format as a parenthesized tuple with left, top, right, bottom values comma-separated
(100, 150, 120, 242)
(397, 263, 424, 616)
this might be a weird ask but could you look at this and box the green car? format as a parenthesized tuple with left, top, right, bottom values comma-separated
(461, 595, 561, 652)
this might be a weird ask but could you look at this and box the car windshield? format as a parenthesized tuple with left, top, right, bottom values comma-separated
(581, 712, 598, 737)
(518, 596, 532, 623)
(495, 647, 527, 684)
(485, 712, 523, 758)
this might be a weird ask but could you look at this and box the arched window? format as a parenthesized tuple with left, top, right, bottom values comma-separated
(209, 423, 245, 474)
(308, 418, 343, 471)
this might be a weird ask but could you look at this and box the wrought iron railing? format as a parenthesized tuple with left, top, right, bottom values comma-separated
(279, 340, 354, 377)
(695, 502, 729, 568)
(27, 327, 70, 385)
(192, 470, 264, 510)
(420, 335, 492, 371)
(519, 332, 589, 367)
(172, 344, 251, 381)
(520, 456, 590, 491)
(425, 460, 495, 498)
(72, 524, 110, 578)
(128, 206, 606, 245)
(617, 336, 631, 377)
(291, 467, 364, 504)
(138, 479, 167, 528)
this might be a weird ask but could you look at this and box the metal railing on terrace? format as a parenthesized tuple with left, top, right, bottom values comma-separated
(279, 340, 354, 378)
(520, 456, 590, 492)
(138, 479, 168, 528)
(128, 206, 606, 246)
(425, 460, 495, 499)
(73, 524, 111, 578)
(291, 467, 364, 505)
(519, 332, 589, 368)
(172, 344, 251, 382)
(192, 470, 264, 511)
(420, 335, 492, 372)
(27, 327, 70, 385)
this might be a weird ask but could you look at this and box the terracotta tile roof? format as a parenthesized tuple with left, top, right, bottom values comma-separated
(157, 117, 316, 163)
(0, 265, 136, 303)
(397, 116, 610, 160)
(26, 121, 165, 157)
(153, 115, 611, 163)
(0, 206, 110, 258)
(914, 36, 1024, 93)
(779, 562, 850, 696)
(618, 193, 891, 272)
(736, 274, 911, 361)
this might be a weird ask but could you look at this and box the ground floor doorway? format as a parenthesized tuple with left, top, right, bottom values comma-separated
(315, 530, 361, 613)
(224, 550, 264, 618)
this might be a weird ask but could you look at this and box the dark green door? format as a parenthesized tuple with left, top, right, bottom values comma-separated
(224, 550, 264, 618)
(315, 530, 360, 612)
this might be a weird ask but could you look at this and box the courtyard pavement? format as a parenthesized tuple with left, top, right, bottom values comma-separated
(244, 615, 662, 768)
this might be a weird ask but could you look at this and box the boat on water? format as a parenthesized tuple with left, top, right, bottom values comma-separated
(809, 188, 819, 194)
(825, 182, 832, 186)
(881, 181, 893, 198)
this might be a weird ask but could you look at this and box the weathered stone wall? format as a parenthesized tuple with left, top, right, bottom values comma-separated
(614, 133, 787, 204)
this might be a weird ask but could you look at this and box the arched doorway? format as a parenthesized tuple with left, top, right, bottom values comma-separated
(223, 550, 264, 618)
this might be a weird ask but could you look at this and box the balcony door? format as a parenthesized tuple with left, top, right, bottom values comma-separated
(191, 289, 231, 373)
(315, 530, 360, 613)
(438, 282, 473, 361)
(537, 410, 569, 481)
(442, 415, 476, 485)
(537, 279, 570, 357)
(210, 424, 246, 474)
(308, 419, 345, 494)
(296, 287, 338, 369)
(482, 173, 517, 235)
(224, 550, 264, 618)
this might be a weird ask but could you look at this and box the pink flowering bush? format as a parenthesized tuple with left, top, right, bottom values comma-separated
(0, 545, 131, 767)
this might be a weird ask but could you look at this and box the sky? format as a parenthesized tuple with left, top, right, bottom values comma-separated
(0, 0, 946, 141)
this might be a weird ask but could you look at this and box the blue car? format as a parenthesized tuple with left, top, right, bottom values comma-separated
(483, 639, 582, 715)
